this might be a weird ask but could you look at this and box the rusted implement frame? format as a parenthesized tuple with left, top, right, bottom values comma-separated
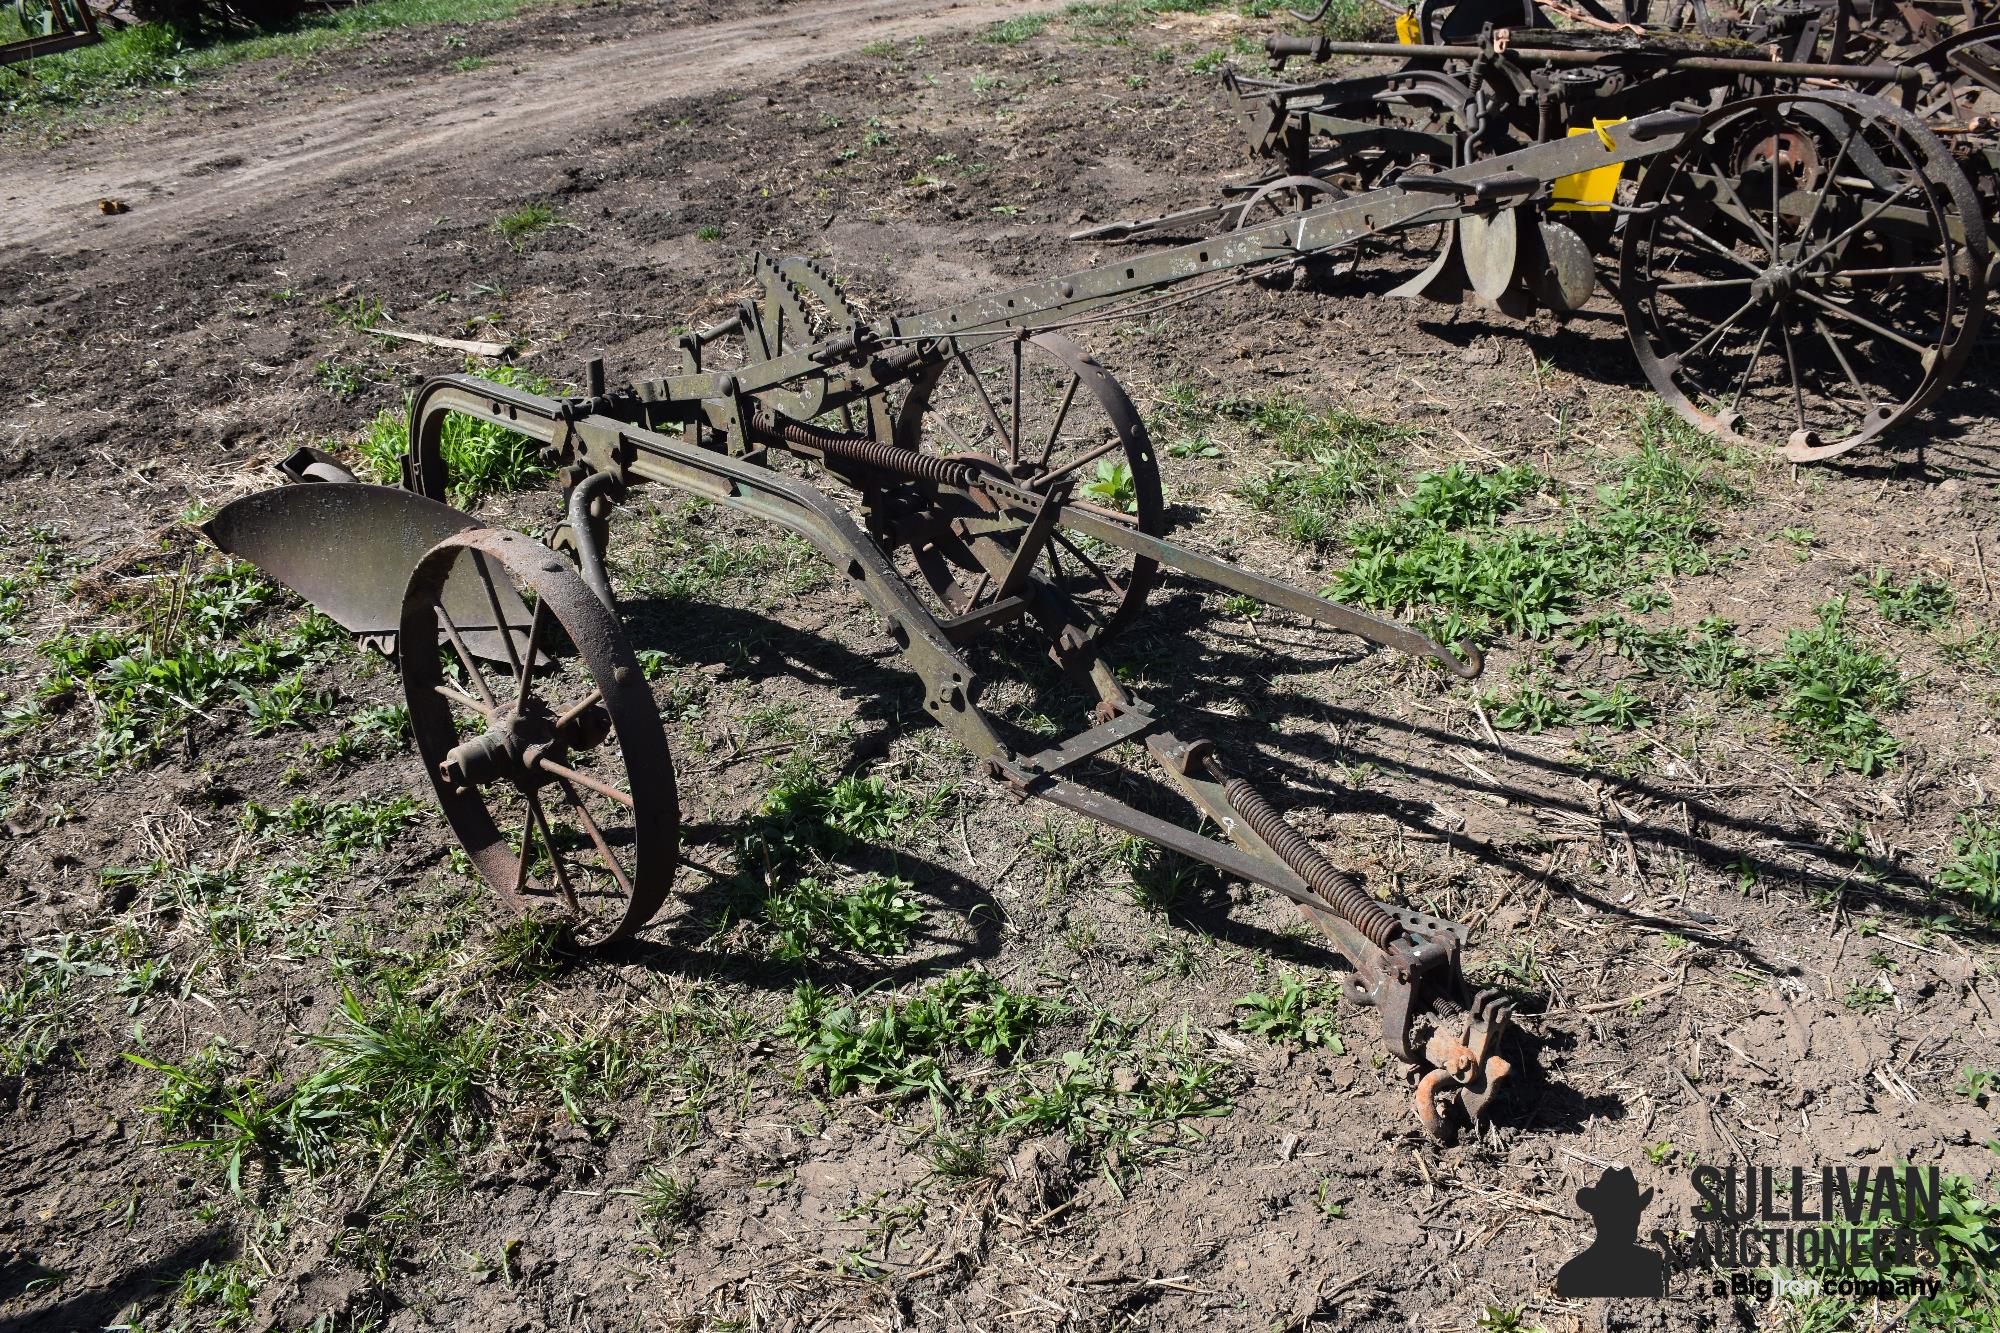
(1, 0, 100, 68)
(205, 115, 1702, 1143)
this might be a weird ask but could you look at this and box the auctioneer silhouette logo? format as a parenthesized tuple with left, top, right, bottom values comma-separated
(1554, 1160, 1992, 1303)
(1556, 1167, 1668, 1298)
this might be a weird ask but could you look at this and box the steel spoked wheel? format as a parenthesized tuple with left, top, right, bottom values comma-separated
(1234, 174, 1356, 290)
(1620, 92, 1989, 461)
(894, 332, 1165, 652)
(402, 528, 677, 946)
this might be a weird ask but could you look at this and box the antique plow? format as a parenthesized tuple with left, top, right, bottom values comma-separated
(203, 115, 1703, 1142)
(1084, 0, 1998, 461)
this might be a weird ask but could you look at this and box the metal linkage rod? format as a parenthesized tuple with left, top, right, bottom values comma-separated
(1295, 38, 1920, 84)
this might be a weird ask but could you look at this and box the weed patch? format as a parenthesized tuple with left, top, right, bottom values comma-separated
(783, 970, 1050, 1099)
(1234, 970, 1343, 1049)
(763, 874, 923, 961)
(1331, 413, 1738, 641)
(1758, 597, 1906, 774)
(1938, 815, 2000, 922)
(23, 561, 340, 767)
(355, 361, 555, 505)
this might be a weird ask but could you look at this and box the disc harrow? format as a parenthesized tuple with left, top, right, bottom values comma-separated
(1082, 0, 1999, 460)
(204, 114, 1715, 1143)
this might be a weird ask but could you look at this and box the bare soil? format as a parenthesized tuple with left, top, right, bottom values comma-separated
(3, 3, 1998, 1331)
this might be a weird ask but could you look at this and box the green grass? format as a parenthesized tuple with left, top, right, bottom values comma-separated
(1, 936, 101, 1077)
(740, 770, 951, 869)
(21, 561, 343, 768)
(1570, 613, 1757, 695)
(782, 970, 1050, 1100)
(1938, 815, 2000, 922)
(983, 13, 1054, 42)
(630, 1166, 700, 1238)
(355, 361, 555, 506)
(245, 794, 426, 858)
(1330, 411, 1738, 642)
(1226, 396, 1405, 546)
(1860, 569, 1957, 630)
(1234, 970, 1342, 1049)
(624, 503, 829, 607)
(762, 874, 923, 961)
(493, 200, 558, 249)
(4, 0, 549, 122)
(1481, 676, 1652, 734)
(994, 1017, 1234, 1174)
(130, 985, 499, 1196)
(1758, 596, 1906, 775)
(174, 1258, 261, 1328)
(783, 973, 1236, 1183)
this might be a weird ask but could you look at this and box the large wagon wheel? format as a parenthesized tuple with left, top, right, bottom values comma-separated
(1618, 91, 1989, 462)
(403, 527, 678, 946)
(891, 332, 1165, 654)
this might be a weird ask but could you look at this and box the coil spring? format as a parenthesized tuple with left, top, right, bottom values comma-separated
(755, 413, 974, 490)
(1222, 775, 1401, 949)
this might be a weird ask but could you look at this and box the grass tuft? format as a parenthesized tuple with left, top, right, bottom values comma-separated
(355, 361, 555, 506)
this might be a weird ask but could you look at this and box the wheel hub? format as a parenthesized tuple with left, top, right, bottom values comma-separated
(439, 700, 611, 793)
(1753, 261, 1805, 302)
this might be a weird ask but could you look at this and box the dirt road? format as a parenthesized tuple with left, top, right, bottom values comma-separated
(0, 0, 1031, 251)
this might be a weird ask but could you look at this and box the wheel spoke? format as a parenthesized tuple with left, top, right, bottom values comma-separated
(1701, 168, 1774, 261)
(558, 778, 634, 899)
(1009, 336, 1023, 465)
(525, 789, 578, 912)
(512, 802, 536, 896)
(1798, 183, 1915, 271)
(1823, 263, 1947, 281)
(437, 605, 499, 711)
(535, 757, 635, 809)
(472, 553, 524, 677)
(1038, 435, 1126, 488)
(1677, 295, 1760, 367)
(514, 597, 548, 712)
(1068, 498, 1141, 527)
(1052, 530, 1126, 601)
(1789, 128, 1856, 259)
(1034, 373, 1083, 470)
(1654, 276, 1756, 295)
(953, 345, 1014, 454)
(1813, 317, 1874, 409)
(1793, 288, 1936, 359)
(1663, 214, 1765, 276)
(1780, 319, 1808, 433)
(435, 681, 496, 719)
(553, 686, 604, 732)
(1767, 131, 1783, 257)
(1729, 311, 1778, 410)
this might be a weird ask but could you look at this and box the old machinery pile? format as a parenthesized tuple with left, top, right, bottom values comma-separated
(2, 0, 100, 68)
(1081, 0, 1999, 461)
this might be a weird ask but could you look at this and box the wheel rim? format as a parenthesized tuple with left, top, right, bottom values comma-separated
(892, 332, 1164, 652)
(1620, 92, 1989, 460)
(402, 528, 678, 946)
(1234, 174, 1356, 288)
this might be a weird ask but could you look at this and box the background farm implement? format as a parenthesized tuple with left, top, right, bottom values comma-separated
(1081, 0, 2000, 461)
